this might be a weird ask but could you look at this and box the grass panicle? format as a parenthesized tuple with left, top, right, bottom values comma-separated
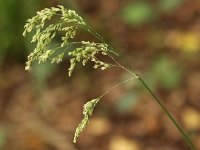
(23, 5, 196, 149)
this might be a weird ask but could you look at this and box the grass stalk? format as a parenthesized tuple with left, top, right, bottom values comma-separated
(137, 76, 196, 150)
(86, 25, 196, 150)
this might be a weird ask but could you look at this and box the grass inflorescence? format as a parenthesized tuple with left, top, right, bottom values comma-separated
(23, 5, 196, 150)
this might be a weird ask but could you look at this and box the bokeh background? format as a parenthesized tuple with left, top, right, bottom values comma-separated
(0, 0, 200, 150)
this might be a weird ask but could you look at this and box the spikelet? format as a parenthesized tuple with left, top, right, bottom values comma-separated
(68, 41, 111, 77)
(73, 98, 99, 143)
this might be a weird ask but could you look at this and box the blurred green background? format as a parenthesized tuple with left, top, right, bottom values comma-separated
(0, 0, 200, 150)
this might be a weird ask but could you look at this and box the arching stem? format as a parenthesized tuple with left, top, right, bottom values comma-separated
(137, 76, 196, 150)
(85, 25, 196, 150)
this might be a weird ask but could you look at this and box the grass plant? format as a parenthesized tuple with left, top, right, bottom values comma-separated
(23, 5, 196, 149)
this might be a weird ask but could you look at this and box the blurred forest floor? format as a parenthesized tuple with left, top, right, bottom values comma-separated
(0, 0, 200, 150)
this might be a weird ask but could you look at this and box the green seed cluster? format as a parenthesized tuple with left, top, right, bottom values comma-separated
(23, 5, 86, 70)
(73, 98, 99, 143)
(68, 41, 111, 77)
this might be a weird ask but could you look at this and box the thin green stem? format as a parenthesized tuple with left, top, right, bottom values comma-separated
(82, 25, 136, 72)
(83, 21, 196, 150)
(108, 53, 137, 77)
(99, 76, 138, 99)
(137, 76, 196, 150)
